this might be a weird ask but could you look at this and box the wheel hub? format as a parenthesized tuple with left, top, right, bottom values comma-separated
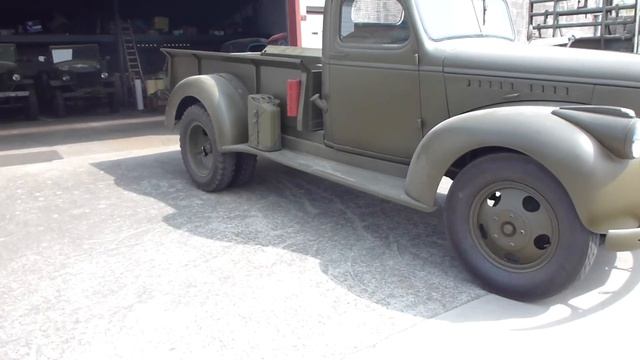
(487, 211, 529, 251)
(187, 123, 215, 176)
(472, 183, 559, 272)
(501, 222, 516, 237)
(201, 144, 210, 157)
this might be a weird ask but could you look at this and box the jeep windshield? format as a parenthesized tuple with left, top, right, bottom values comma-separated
(51, 45, 100, 64)
(0, 44, 16, 63)
(417, 0, 515, 41)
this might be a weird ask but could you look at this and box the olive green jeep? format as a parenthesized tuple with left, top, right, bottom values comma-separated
(0, 44, 38, 119)
(42, 44, 121, 117)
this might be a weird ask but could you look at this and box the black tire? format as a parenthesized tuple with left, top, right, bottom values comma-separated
(231, 153, 257, 187)
(26, 90, 39, 120)
(179, 104, 236, 192)
(53, 90, 66, 118)
(108, 93, 120, 113)
(445, 153, 599, 301)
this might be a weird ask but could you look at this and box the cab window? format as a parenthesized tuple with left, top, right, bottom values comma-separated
(340, 0, 410, 45)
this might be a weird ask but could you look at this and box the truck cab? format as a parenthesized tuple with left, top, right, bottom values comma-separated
(163, 0, 640, 301)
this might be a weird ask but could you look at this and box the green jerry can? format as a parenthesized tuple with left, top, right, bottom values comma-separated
(248, 94, 282, 152)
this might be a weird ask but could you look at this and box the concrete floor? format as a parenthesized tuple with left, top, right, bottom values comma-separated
(0, 114, 638, 359)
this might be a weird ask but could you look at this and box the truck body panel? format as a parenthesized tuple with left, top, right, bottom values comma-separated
(163, 0, 640, 300)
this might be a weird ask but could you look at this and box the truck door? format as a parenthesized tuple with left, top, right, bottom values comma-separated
(323, 0, 421, 162)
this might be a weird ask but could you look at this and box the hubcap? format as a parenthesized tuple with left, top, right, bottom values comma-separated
(470, 182, 559, 272)
(187, 123, 214, 176)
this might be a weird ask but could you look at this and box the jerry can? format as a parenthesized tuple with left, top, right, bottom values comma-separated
(248, 94, 282, 152)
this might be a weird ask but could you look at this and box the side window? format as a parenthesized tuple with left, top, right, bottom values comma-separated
(340, 0, 410, 45)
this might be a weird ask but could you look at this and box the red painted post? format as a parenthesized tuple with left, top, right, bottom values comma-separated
(288, 0, 302, 47)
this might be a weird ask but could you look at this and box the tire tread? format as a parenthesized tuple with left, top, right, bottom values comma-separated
(179, 104, 236, 192)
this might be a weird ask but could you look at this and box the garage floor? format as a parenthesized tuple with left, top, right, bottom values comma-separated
(1, 114, 638, 359)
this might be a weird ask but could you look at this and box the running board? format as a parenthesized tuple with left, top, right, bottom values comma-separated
(223, 144, 437, 213)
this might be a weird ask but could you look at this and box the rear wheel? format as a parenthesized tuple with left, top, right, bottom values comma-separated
(179, 104, 236, 192)
(108, 75, 122, 113)
(445, 153, 598, 301)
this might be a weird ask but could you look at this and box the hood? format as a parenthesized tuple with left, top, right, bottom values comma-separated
(0, 61, 18, 74)
(441, 39, 640, 89)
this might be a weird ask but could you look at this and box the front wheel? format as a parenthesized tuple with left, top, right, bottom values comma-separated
(53, 90, 66, 118)
(179, 104, 236, 192)
(108, 92, 120, 113)
(108, 75, 122, 113)
(445, 153, 598, 301)
(26, 90, 39, 120)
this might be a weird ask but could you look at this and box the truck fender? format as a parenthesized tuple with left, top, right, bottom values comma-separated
(405, 105, 637, 234)
(165, 73, 249, 148)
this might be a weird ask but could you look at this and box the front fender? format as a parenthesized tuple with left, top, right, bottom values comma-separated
(406, 106, 640, 233)
(165, 73, 249, 148)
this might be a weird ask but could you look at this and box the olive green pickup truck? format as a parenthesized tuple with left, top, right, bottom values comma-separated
(163, 0, 640, 301)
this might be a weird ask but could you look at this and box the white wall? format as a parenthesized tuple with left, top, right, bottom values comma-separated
(507, 0, 530, 41)
(300, 0, 326, 48)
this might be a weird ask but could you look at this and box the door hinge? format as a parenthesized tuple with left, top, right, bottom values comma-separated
(415, 53, 420, 66)
(417, 118, 424, 139)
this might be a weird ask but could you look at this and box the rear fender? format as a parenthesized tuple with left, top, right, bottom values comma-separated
(165, 73, 249, 148)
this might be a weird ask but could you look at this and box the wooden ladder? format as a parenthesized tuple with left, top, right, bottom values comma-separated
(119, 21, 145, 96)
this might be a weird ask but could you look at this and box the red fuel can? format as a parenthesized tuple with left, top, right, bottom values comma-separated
(287, 79, 301, 117)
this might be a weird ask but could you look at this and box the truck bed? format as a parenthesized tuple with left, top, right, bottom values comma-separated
(163, 46, 323, 133)
(164, 46, 322, 90)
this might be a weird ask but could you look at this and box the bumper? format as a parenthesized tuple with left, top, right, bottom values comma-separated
(606, 228, 640, 252)
(60, 88, 116, 98)
(0, 90, 29, 99)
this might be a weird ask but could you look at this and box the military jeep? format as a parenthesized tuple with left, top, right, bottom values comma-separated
(0, 44, 39, 119)
(163, 0, 640, 301)
(42, 44, 121, 117)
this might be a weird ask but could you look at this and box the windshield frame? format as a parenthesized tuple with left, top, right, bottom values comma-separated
(416, 0, 516, 42)
(49, 44, 101, 64)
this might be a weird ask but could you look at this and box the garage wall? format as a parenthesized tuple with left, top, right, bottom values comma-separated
(300, 0, 326, 48)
